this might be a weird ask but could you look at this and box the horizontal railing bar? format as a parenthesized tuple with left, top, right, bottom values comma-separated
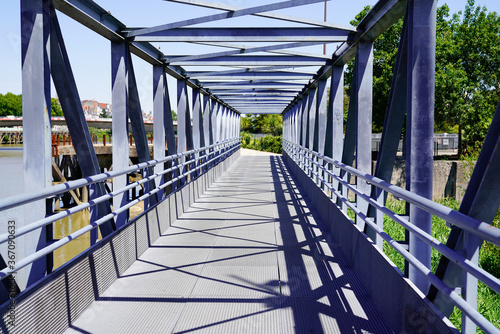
(0, 142, 232, 244)
(0, 143, 240, 280)
(284, 140, 500, 247)
(285, 142, 500, 296)
(0, 139, 238, 212)
(283, 141, 500, 334)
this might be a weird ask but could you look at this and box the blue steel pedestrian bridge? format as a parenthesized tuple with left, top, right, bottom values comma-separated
(1, 0, 500, 333)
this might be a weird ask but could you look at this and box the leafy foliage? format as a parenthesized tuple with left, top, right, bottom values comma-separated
(347, 1, 500, 153)
(240, 131, 282, 154)
(0, 93, 22, 116)
(0, 93, 64, 117)
(240, 114, 282, 136)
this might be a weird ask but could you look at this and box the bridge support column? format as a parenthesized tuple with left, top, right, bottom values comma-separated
(354, 41, 373, 230)
(153, 65, 167, 200)
(316, 77, 329, 192)
(192, 88, 205, 178)
(177, 79, 194, 186)
(111, 41, 130, 228)
(407, 0, 436, 294)
(326, 67, 344, 202)
(308, 87, 317, 182)
(20, 0, 52, 289)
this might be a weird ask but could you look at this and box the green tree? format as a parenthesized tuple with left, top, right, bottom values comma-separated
(171, 110, 177, 121)
(435, 0, 500, 154)
(346, 6, 403, 133)
(240, 114, 282, 136)
(0, 93, 22, 116)
(348, 1, 500, 154)
(51, 98, 64, 116)
(99, 108, 110, 118)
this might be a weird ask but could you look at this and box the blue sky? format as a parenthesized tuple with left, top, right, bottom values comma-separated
(1, 0, 500, 114)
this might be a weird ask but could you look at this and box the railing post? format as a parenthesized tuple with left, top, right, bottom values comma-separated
(406, 0, 436, 295)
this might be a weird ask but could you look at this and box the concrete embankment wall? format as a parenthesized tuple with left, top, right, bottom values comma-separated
(388, 160, 474, 201)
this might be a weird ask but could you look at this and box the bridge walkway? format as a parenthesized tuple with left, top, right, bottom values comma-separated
(65, 149, 392, 333)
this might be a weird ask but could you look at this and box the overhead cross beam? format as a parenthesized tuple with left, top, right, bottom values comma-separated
(192, 41, 333, 59)
(164, 0, 356, 31)
(127, 27, 351, 43)
(126, 0, 331, 37)
(164, 41, 331, 63)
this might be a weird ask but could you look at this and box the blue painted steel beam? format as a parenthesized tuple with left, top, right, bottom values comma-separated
(165, 41, 330, 63)
(191, 41, 332, 59)
(52, 0, 237, 115)
(211, 88, 302, 93)
(153, 65, 167, 200)
(168, 55, 327, 66)
(49, 4, 115, 241)
(129, 27, 350, 43)
(202, 80, 304, 87)
(221, 97, 293, 101)
(192, 88, 205, 177)
(111, 41, 130, 228)
(187, 72, 313, 80)
(21, 0, 51, 289)
(126, 50, 158, 208)
(339, 65, 357, 209)
(204, 95, 213, 146)
(186, 65, 314, 77)
(367, 9, 409, 249)
(214, 92, 299, 97)
(282, 0, 407, 114)
(127, 0, 331, 37)
(406, 0, 436, 295)
(165, 0, 356, 31)
(177, 79, 194, 185)
(308, 88, 318, 152)
(354, 42, 373, 230)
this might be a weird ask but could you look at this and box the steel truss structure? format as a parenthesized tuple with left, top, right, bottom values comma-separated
(0, 0, 499, 333)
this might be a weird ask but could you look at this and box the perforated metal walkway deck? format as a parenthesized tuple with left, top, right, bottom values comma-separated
(65, 149, 393, 333)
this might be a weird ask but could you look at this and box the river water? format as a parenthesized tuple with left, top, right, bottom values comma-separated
(0, 145, 94, 269)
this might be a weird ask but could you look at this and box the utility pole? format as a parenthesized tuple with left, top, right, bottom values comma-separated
(323, 1, 327, 55)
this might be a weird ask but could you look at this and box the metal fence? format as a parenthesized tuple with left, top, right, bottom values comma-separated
(0, 139, 240, 281)
(283, 139, 500, 334)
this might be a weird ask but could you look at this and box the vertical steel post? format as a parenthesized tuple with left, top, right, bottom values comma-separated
(354, 41, 374, 230)
(153, 65, 167, 199)
(111, 41, 129, 228)
(327, 66, 344, 198)
(407, 0, 436, 294)
(192, 88, 205, 177)
(317, 78, 329, 192)
(204, 95, 212, 147)
(308, 88, 318, 180)
(21, 0, 51, 288)
(177, 79, 193, 186)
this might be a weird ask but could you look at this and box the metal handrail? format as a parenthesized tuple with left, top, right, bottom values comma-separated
(283, 139, 500, 334)
(0, 139, 238, 212)
(0, 139, 240, 278)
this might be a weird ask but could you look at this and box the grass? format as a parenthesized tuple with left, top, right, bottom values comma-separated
(380, 196, 500, 333)
(343, 194, 500, 332)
